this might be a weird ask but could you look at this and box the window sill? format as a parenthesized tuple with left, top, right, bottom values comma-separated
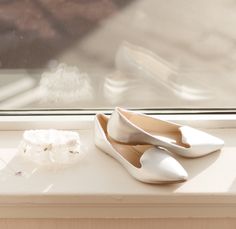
(0, 115, 235, 218)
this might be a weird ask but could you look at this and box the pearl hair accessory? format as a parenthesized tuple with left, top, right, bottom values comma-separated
(19, 129, 82, 167)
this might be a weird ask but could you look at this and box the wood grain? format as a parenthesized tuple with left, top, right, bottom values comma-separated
(0, 218, 236, 229)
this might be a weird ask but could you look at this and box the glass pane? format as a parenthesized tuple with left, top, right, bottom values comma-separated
(0, 0, 235, 110)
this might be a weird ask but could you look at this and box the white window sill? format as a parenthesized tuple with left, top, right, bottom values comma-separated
(0, 115, 235, 218)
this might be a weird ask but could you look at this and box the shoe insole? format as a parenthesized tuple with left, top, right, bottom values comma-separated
(127, 114, 189, 148)
(148, 131, 189, 148)
(107, 135, 150, 168)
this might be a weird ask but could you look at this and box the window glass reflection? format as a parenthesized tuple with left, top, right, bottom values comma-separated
(0, 0, 235, 109)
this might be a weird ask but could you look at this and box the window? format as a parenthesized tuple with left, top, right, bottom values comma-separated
(0, 0, 235, 112)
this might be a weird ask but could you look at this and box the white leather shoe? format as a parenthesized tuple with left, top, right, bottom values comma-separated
(94, 113, 188, 184)
(107, 107, 224, 158)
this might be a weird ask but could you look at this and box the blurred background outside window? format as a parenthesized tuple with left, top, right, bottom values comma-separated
(0, 0, 235, 110)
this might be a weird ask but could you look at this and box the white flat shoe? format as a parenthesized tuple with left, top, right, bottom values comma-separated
(94, 113, 188, 184)
(107, 107, 224, 158)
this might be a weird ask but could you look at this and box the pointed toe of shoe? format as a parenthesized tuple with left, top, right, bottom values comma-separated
(214, 137, 224, 149)
(156, 156, 188, 182)
(177, 126, 225, 158)
(206, 137, 224, 153)
(139, 147, 188, 183)
(169, 167, 188, 181)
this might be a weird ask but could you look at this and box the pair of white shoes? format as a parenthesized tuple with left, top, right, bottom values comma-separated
(94, 107, 224, 184)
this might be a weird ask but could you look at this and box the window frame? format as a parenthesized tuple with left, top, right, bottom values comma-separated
(1, 110, 236, 130)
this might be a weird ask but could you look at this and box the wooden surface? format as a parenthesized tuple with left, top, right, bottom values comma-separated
(0, 118, 235, 227)
(0, 219, 236, 229)
(0, 124, 235, 218)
